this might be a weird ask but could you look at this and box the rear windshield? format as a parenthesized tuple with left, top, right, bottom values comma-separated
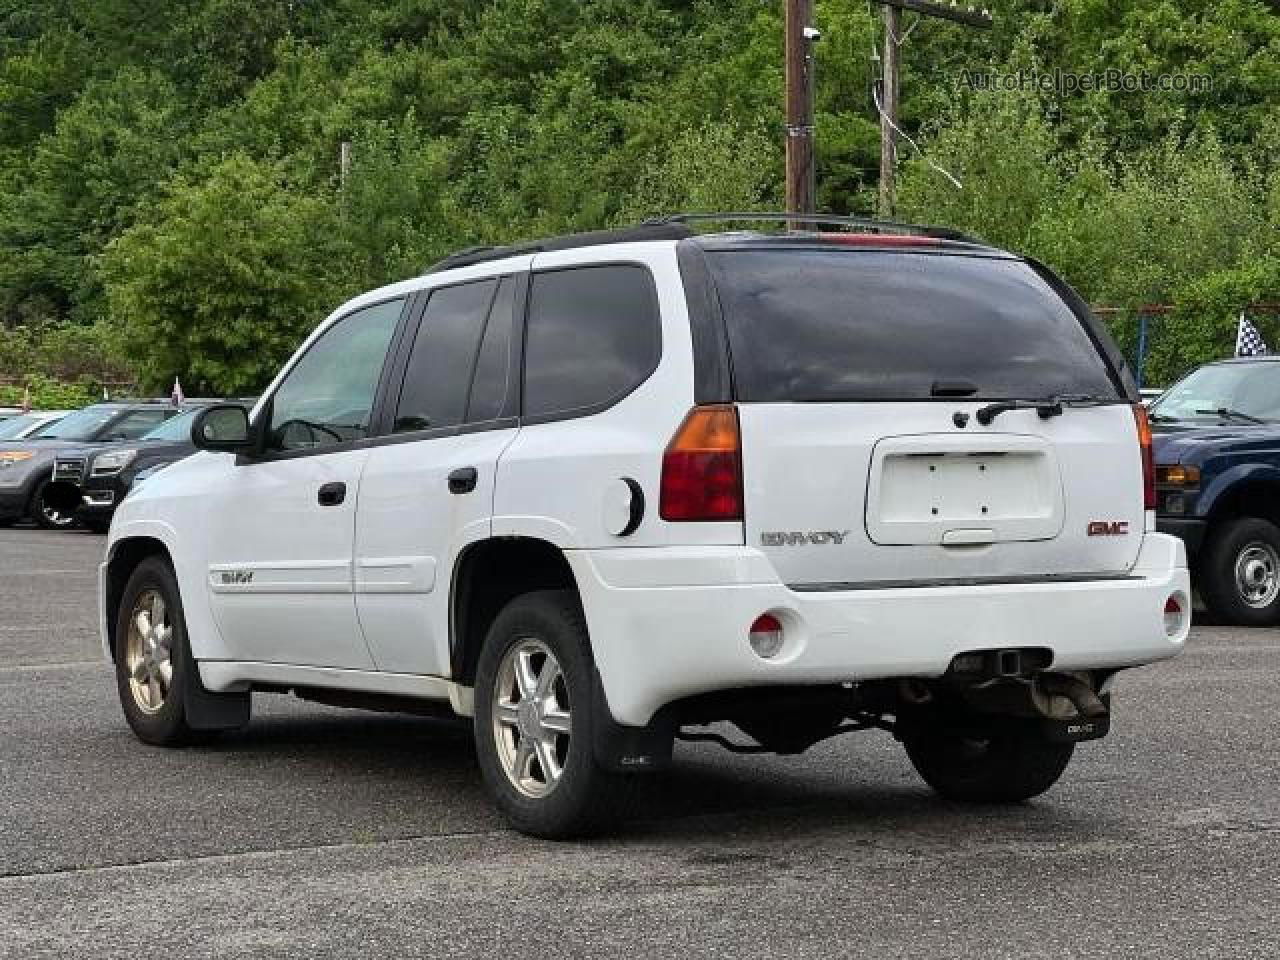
(707, 250, 1121, 402)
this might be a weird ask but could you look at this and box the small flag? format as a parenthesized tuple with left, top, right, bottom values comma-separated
(171, 377, 186, 407)
(1236, 312, 1268, 357)
(20, 385, 31, 413)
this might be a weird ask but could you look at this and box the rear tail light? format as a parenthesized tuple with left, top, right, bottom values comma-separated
(748, 613, 785, 659)
(1133, 404, 1156, 510)
(660, 405, 743, 522)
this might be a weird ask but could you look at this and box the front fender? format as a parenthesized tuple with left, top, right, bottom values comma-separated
(1195, 462, 1280, 518)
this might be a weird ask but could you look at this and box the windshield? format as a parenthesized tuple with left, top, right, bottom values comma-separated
(1151, 363, 1280, 422)
(707, 250, 1122, 402)
(0, 414, 52, 440)
(33, 405, 118, 440)
(139, 408, 199, 441)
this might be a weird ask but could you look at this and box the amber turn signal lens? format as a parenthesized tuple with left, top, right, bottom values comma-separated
(1155, 464, 1201, 488)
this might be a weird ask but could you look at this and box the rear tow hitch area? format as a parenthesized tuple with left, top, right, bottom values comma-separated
(945, 648, 1111, 743)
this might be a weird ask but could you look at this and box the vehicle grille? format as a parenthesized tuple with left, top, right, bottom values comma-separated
(52, 458, 85, 485)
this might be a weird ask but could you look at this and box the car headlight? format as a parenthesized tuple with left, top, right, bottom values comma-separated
(91, 449, 138, 476)
(0, 451, 34, 470)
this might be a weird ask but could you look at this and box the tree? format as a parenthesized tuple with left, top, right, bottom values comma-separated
(100, 153, 352, 394)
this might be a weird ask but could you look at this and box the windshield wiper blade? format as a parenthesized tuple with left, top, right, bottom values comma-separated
(1194, 407, 1265, 424)
(975, 394, 1098, 426)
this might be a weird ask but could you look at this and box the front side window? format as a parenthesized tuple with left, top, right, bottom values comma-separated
(523, 265, 661, 418)
(393, 280, 497, 433)
(108, 410, 169, 440)
(139, 408, 201, 441)
(268, 298, 403, 451)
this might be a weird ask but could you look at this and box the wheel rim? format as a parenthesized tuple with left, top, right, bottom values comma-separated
(40, 496, 74, 528)
(491, 638, 572, 799)
(123, 589, 174, 714)
(1234, 541, 1280, 608)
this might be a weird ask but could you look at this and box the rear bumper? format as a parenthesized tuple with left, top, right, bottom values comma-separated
(567, 534, 1190, 727)
(1156, 517, 1207, 559)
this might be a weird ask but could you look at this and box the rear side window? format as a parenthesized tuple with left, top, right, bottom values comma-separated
(524, 265, 661, 419)
(466, 276, 518, 423)
(707, 250, 1121, 402)
(394, 280, 497, 433)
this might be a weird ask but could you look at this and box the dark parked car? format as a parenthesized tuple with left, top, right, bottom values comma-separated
(0, 402, 185, 530)
(1150, 356, 1280, 625)
(47, 407, 206, 534)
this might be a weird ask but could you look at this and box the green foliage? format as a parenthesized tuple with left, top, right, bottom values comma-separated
(0, 373, 101, 410)
(100, 153, 353, 394)
(0, 0, 1278, 392)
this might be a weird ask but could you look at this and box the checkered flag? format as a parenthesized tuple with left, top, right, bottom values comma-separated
(1236, 312, 1268, 357)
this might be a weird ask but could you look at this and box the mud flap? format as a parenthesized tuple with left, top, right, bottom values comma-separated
(1041, 711, 1110, 743)
(590, 668, 674, 773)
(186, 656, 250, 731)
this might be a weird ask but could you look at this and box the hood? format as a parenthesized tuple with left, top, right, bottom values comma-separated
(0, 438, 89, 454)
(1151, 422, 1277, 464)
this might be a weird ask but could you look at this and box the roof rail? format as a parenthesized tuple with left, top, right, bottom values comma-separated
(644, 212, 981, 243)
(421, 213, 981, 275)
(423, 222, 694, 274)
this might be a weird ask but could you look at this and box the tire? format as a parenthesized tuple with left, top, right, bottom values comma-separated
(114, 556, 244, 745)
(904, 724, 1075, 803)
(29, 479, 79, 531)
(1199, 516, 1280, 627)
(472, 589, 630, 838)
(81, 515, 112, 535)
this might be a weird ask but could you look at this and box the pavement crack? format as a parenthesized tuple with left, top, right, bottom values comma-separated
(0, 828, 512, 882)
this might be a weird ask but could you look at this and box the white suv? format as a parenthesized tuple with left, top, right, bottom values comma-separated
(100, 216, 1190, 837)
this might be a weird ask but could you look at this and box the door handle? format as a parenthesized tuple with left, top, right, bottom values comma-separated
(448, 467, 478, 495)
(317, 481, 347, 506)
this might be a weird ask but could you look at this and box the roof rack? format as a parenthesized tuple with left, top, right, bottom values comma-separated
(644, 212, 980, 243)
(424, 222, 694, 274)
(421, 212, 981, 275)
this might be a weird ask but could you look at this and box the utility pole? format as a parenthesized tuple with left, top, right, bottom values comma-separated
(785, 0, 818, 216)
(339, 141, 352, 189)
(875, 1, 992, 218)
(877, 4, 901, 218)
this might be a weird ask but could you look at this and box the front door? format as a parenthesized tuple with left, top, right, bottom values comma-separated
(205, 297, 404, 668)
(355, 275, 521, 676)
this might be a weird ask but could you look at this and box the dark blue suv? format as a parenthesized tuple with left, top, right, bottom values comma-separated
(1151, 356, 1280, 625)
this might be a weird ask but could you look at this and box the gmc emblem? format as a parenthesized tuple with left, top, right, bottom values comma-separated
(1087, 521, 1129, 537)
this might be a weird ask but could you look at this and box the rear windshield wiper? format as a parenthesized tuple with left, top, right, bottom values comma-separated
(976, 394, 1099, 426)
(1194, 407, 1266, 424)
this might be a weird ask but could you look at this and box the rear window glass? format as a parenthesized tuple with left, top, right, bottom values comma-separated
(707, 250, 1120, 402)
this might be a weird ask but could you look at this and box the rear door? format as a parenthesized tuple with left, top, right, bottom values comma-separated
(354, 274, 522, 676)
(706, 247, 1143, 588)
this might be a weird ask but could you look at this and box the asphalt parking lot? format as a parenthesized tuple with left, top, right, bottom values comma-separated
(2, 528, 1278, 959)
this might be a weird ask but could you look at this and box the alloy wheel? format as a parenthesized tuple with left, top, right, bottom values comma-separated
(491, 638, 572, 799)
(123, 589, 173, 714)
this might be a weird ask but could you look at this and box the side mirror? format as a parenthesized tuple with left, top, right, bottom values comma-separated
(191, 404, 257, 454)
